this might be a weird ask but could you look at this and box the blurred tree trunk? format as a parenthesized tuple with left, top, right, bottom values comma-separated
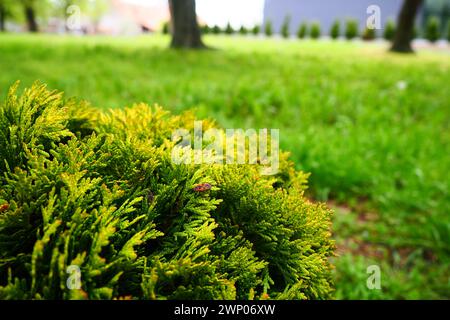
(0, 2, 5, 31)
(390, 0, 423, 53)
(168, 0, 204, 49)
(24, 1, 38, 32)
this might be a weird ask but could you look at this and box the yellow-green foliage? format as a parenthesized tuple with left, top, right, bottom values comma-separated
(0, 82, 334, 300)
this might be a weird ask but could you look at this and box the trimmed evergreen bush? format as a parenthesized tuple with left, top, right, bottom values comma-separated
(239, 26, 248, 36)
(447, 21, 450, 42)
(212, 25, 221, 35)
(310, 22, 321, 39)
(225, 22, 234, 35)
(297, 23, 307, 39)
(345, 20, 358, 40)
(362, 27, 376, 41)
(383, 20, 396, 41)
(281, 16, 291, 38)
(330, 20, 340, 40)
(425, 16, 440, 42)
(0, 82, 335, 300)
(201, 25, 211, 35)
(252, 25, 260, 36)
(162, 22, 170, 35)
(264, 21, 273, 37)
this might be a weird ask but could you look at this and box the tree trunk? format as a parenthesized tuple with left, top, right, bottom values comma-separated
(25, 5, 38, 32)
(390, 0, 423, 53)
(0, 4, 5, 32)
(168, 0, 204, 49)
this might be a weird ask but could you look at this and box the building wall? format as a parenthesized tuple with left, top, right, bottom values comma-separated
(263, 0, 405, 36)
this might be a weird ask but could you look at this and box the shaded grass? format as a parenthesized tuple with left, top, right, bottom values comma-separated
(0, 34, 449, 299)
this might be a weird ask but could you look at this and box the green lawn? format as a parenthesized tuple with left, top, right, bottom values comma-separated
(0, 34, 449, 299)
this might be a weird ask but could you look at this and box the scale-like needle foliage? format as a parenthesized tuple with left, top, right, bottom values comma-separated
(0, 82, 334, 299)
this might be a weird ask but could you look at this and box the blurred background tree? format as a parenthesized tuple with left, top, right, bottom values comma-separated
(362, 27, 376, 40)
(447, 20, 450, 41)
(225, 22, 234, 35)
(281, 15, 290, 38)
(252, 24, 260, 35)
(0, 0, 6, 31)
(390, 0, 423, 53)
(384, 19, 396, 41)
(310, 22, 321, 39)
(0, 0, 26, 31)
(264, 19, 272, 36)
(21, 0, 38, 32)
(297, 22, 307, 39)
(0, 0, 108, 33)
(423, 0, 449, 34)
(201, 24, 210, 35)
(212, 25, 221, 34)
(330, 20, 340, 40)
(162, 21, 170, 34)
(425, 16, 441, 41)
(168, 0, 204, 48)
(345, 19, 358, 40)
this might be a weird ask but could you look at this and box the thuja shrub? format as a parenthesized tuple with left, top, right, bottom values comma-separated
(447, 21, 450, 42)
(252, 25, 260, 35)
(264, 21, 273, 37)
(310, 22, 321, 39)
(330, 20, 340, 40)
(281, 16, 291, 38)
(162, 22, 170, 35)
(362, 27, 376, 41)
(212, 25, 221, 35)
(225, 22, 234, 35)
(297, 23, 307, 39)
(0, 82, 335, 300)
(239, 26, 248, 36)
(345, 19, 359, 40)
(201, 25, 211, 35)
(383, 20, 396, 41)
(425, 16, 440, 42)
